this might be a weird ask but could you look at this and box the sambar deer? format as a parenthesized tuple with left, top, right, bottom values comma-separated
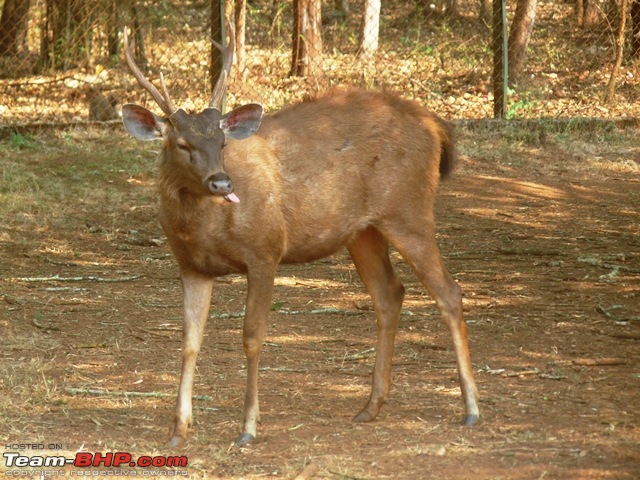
(121, 29, 479, 448)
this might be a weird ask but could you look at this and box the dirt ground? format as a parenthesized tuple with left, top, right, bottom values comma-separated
(0, 121, 638, 479)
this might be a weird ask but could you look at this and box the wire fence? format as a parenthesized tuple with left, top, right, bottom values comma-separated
(0, 0, 639, 125)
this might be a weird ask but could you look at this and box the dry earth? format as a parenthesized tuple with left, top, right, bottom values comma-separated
(0, 121, 638, 479)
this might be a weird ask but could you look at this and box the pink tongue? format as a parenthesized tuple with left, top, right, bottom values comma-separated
(225, 192, 240, 203)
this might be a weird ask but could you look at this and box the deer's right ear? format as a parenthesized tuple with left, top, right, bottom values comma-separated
(122, 104, 165, 141)
(220, 104, 263, 140)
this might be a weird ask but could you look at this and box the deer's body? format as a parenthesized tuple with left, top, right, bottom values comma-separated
(121, 31, 479, 448)
(161, 89, 448, 274)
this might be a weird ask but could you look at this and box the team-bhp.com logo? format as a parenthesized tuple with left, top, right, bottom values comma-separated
(3, 451, 188, 476)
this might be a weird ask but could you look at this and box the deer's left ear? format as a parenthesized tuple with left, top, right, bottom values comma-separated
(122, 104, 166, 141)
(220, 103, 263, 140)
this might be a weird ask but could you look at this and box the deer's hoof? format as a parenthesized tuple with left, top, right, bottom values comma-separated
(235, 432, 255, 447)
(167, 435, 186, 448)
(462, 414, 479, 427)
(353, 410, 376, 423)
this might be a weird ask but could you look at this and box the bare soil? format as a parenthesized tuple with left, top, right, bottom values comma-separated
(0, 122, 639, 479)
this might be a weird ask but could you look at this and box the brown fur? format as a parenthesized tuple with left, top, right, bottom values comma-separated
(132, 88, 478, 447)
(159, 89, 455, 273)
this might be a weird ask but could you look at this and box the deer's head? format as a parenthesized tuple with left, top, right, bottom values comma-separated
(121, 29, 263, 203)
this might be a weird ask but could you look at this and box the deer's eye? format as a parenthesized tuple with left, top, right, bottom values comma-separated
(176, 141, 190, 152)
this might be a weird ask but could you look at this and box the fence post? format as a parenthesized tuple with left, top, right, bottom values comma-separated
(492, 0, 508, 118)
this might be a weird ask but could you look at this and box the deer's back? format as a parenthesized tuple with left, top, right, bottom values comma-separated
(163, 89, 451, 273)
(254, 89, 448, 262)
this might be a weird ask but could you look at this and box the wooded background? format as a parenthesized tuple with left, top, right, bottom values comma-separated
(0, 0, 639, 123)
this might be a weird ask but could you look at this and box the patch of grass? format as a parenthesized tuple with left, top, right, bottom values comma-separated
(0, 128, 157, 223)
(0, 332, 63, 411)
(8, 132, 38, 150)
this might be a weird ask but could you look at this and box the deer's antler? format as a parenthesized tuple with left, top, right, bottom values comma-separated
(123, 29, 177, 116)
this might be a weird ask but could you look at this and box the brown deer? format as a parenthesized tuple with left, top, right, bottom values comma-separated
(121, 30, 479, 448)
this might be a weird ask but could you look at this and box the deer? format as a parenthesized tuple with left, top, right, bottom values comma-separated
(120, 29, 480, 448)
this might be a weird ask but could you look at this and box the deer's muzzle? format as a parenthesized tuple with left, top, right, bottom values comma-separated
(204, 172, 239, 203)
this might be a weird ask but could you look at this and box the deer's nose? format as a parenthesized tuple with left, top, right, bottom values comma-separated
(204, 172, 233, 196)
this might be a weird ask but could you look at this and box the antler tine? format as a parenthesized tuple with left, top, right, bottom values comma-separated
(209, 23, 235, 110)
(123, 29, 177, 116)
(159, 72, 178, 114)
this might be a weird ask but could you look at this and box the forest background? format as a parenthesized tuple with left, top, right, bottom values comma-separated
(0, 0, 639, 125)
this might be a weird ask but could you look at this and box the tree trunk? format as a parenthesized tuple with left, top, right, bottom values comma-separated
(0, 0, 31, 57)
(631, 0, 640, 57)
(606, 0, 627, 103)
(39, 0, 92, 71)
(290, 0, 323, 77)
(576, 0, 585, 26)
(235, 0, 247, 75)
(360, 0, 380, 57)
(508, 0, 537, 83)
(493, 0, 508, 118)
(131, 3, 147, 68)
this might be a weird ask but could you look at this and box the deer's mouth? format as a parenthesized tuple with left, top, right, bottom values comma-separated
(224, 192, 240, 203)
(204, 172, 239, 203)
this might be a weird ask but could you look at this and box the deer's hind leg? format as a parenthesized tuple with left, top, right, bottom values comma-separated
(347, 227, 405, 423)
(380, 218, 480, 426)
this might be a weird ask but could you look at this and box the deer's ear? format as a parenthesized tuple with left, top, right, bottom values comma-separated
(122, 104, 165, 141)
(220, 103, 263, 140)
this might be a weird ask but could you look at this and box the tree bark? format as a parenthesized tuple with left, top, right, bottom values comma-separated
(493, 0, 508, 118)
(360, 0, 380, 57)
(0, 0, 31, 57)
(605, 0, 627, 103)
(290, 0, 323, 77)
(39, 0, 92, 71)
(631, 0, 640, 57)
(508, 0, 537, 83)
(234, 0, 247, 75)
(576, 0, 585, 26)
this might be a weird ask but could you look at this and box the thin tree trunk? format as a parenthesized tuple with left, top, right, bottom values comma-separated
(235, 0, 246, 75)
(360, 0, 380, 57)
(493, 0, 508, 118)
(0, 0, 31, 57)
(508, 0, 537, 84)
(131, 4, 147, 68)
(631, 0, 640, 57)
(605, 0, 627, 103)
(290, 0, 323, 77)
(576, 0, 585, 26)
(39, 0, 91, 71)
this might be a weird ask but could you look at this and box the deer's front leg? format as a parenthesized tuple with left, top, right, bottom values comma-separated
(168, 272, 214, 448)
(235, 265, 277, 447)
